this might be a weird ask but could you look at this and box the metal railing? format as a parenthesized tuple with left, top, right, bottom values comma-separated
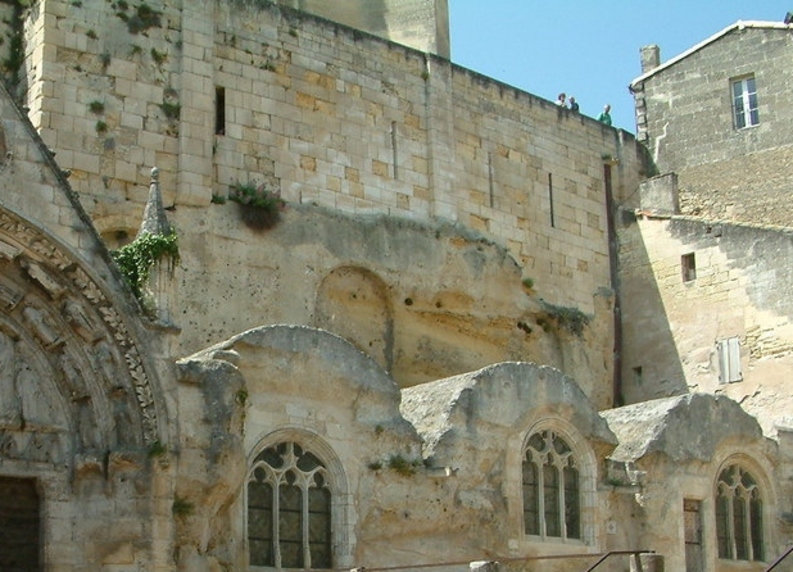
(337, 550, 657, 572)
(765, 545, 793, 571)
(580, 550, 656, 571)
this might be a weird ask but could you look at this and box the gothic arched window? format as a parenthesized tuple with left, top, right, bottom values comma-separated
(248, 442, 332, 569)
(522, 429, 580, 540)
(715, 464, 763, 561)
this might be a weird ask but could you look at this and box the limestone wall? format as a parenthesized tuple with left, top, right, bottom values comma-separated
(618, 213, 793, 435)
(13, 0, 646, 316)
(632, 24, 793, 227)
(275, 0, 450, 57)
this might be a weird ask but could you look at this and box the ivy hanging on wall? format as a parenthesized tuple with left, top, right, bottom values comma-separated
(111, 231, 179, 301)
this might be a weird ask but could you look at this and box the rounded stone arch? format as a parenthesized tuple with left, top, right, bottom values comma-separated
(712, 452, 775, 502)
(513, 417, 599, 547)
(0, 205, 168, 468)
(314, 265, 394, 373)
(245, 426, 354, 568)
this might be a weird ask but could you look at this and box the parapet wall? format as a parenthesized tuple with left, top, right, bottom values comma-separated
(15, 0, 647, 312)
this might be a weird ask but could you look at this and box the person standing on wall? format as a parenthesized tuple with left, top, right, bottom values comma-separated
(569, 96, 579, 112)
(556, 93, 566, 106)
(598, 104, 612, 126)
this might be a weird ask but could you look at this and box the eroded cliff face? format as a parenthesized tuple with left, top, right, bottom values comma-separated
(174, 204, 615, 407)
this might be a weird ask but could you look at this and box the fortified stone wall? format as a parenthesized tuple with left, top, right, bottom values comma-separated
(618, 212, 793, 436)
(13, 0, 646, 316)
(632, 24, 793, 227)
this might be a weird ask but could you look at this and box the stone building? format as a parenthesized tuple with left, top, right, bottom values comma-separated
(0, 2, 791, 571)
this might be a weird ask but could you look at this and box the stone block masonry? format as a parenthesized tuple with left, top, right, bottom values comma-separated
(14, 0, 645, 313)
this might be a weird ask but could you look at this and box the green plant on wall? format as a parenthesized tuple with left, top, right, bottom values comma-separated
(387, 454, 419, 477)
(172, 496, 194, 517)
(116, 2, 162, 35)
(159, 100, 180, 120)
(1, 5, 24, 85)
(229, 181, 285, 231)
(538, 300, 591, 338)
(111, 230, 179, 302)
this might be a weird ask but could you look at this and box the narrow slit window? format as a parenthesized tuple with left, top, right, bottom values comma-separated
(682, 253, 696, 282)
(215, 86, 226, 135)
(548, 173, 555, 228)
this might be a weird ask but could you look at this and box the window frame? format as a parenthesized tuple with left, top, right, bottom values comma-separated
(731, 75, 759, 130)
(515, 420, 596, 547)
(246, 429, 351, 571)
(714, 461, 767, 563)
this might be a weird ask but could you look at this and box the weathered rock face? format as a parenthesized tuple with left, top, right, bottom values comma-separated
(603, 394, 780, 572)
(175, 205, 615, 407)
(176, 336, 631, 569)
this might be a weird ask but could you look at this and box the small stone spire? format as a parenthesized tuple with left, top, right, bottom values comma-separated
(137, 167, 172, 238)
(135, 167, 179, 330)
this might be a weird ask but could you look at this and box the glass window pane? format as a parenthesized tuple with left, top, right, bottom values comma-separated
(249, 538, 273, 567)
(716, 495, 730, 558)
(522, 461, 539, 535)
(733, 496, 748, 560)
(750, 498, 763, 561)
(544, 464, 560, 537)
(564, 466, 580, 539)
(280, 540, 303, 569)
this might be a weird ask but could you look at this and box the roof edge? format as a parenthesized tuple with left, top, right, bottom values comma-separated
(630, 21, 792, 89)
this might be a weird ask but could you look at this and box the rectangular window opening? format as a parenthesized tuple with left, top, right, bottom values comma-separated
(731, 75, 759, 129)
(681, 253, 696, 282)
(215, 86, 226, 135)
(632, 366, 643, 386)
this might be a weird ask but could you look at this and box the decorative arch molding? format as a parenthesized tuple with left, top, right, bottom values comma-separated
(0, 205, 164, 459)
(712, 451, 776, 516)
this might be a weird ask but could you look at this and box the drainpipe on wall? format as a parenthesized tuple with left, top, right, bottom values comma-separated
(603, 160, 623, 407)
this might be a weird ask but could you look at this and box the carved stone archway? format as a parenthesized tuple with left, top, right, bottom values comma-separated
(0, 206, 165, 470)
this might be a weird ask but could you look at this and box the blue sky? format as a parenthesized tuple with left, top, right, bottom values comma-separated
(449, 1, 792, 131)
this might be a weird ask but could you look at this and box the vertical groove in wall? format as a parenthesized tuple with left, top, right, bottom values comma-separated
(548, 173, 555, 227)
(391, 120, 398, 180)
(488, 151, 494, 208)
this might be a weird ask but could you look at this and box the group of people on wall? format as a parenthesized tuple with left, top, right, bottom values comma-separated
(556, 92, 612, 126)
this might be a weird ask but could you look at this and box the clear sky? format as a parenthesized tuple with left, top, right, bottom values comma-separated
(448, 1, 792, 132)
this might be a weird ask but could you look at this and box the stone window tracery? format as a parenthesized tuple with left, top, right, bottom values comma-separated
(248, 441, 332, 569)
(715, 464, 763, 562)
(522, 429, 580, 540)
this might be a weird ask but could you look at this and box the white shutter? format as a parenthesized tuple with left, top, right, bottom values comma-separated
(717, 337, 742, 384)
